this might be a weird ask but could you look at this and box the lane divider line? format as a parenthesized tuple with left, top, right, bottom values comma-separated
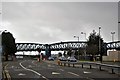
(68, 72, 79, 76)
(19, 61, 49, 80)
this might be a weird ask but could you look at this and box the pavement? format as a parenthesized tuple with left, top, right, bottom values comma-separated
(0, 63, 2, 80)
(2, 59, 120, 80)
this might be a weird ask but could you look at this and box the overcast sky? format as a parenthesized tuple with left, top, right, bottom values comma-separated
(1, 2, 119, 44)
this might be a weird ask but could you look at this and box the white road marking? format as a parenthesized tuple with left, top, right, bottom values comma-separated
(48, 64, 55, 67)
(48, 64, 51, 67)
(18, 73, 26, 76)
(68, 72, 79, 76)
(11, 66, 14, 68)
(52, 72, 60, 75)
(86, 77, 95, 80)
(83, 71, 91, 74)
(19, 61, 49, 80)
(28, 65, 32, 68)
(32, 61, 34, 64)
(59, 69, 64, 71)
(47, 68, 53, 69)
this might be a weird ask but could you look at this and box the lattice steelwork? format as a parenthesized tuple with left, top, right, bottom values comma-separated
(50, 41, 87, 50)
(106, 41, 120, 50)
(16, 41, 120, 51)
(16, 43, 46, 51)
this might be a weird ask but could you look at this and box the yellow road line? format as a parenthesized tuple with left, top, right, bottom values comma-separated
(5, 70, 11, 80)
(2, 70, 6, 78)
(3, 63, 11, 80)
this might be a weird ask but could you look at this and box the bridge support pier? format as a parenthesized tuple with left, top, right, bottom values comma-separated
(45, 44, 51, 58)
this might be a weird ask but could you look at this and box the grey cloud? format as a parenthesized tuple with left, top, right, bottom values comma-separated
(1, 2, 118, 43)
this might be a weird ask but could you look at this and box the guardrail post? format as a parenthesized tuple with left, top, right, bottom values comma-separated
(82, 64, 83, 68)
(90, 65, 92, 69)
(112, 68, 115, 74)
(99, 65, 102, 71)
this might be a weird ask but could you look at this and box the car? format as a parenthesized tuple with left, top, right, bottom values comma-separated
(67, 57, 77, 62)
(48, 57, 54, 61)
(58, 56, 67, 61)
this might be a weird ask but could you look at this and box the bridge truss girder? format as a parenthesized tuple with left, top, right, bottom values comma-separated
(16, 41, 120, 52)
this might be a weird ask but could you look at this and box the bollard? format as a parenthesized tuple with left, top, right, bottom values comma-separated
(73, 64, 75, 67)
(57, 60, 60, 66)
(68, 63, 70, 67)
(61, 63, 62, 66)
(64, 63, 66, 66)
(37, 58, 40, 62)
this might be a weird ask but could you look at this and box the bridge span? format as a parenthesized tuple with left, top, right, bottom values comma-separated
(16, 41, 120, 57)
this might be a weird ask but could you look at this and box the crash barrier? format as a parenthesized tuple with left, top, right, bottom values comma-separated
(59, 61, 120, 74)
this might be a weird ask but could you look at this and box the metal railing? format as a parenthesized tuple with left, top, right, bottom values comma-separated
(59, 61, 120, 74)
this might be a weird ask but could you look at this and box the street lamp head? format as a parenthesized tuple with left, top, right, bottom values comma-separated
(99, 27, 101, 30)
(81, 32, 83, 34)
(111, 32, 115, 34)
(4, 30, 7, 32)
(74, 36, 76, 38)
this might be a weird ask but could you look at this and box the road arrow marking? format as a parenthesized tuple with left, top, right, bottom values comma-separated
(52, 72, 60, 75)
(83, 71, 91, 74)
(18, 73, 26, 76)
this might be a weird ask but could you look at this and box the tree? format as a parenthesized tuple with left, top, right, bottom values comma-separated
(74, 49, 83, 60)
(58, 52, 62, 57)
(87, 30, 104, 61)
(2, 32, 17, 61)
(67, 49, 72, 57)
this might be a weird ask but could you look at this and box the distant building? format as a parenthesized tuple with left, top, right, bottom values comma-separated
(103, 51, 120, 61)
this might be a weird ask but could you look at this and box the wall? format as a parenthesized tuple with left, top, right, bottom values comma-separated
(103, 51, 120, 61)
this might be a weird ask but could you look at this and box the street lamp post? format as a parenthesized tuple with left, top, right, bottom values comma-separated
(74, 36, 79, 60)
(74, 36, 79, 42)
(81, 32, 87, 40)
(99, 27, 102, 63)
(81, 32, 87, 60)
(111, 32, 115, 42)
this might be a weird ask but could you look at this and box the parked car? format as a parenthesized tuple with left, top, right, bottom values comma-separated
(67, 57, 77, 62)
(48, 57, 54, 61)
(58, 56, 67, 61)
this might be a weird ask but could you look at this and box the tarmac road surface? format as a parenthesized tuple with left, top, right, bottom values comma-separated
(4, 60, 120, 80)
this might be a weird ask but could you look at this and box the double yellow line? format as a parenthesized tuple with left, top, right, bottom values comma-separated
(3, 64, 11, 80)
